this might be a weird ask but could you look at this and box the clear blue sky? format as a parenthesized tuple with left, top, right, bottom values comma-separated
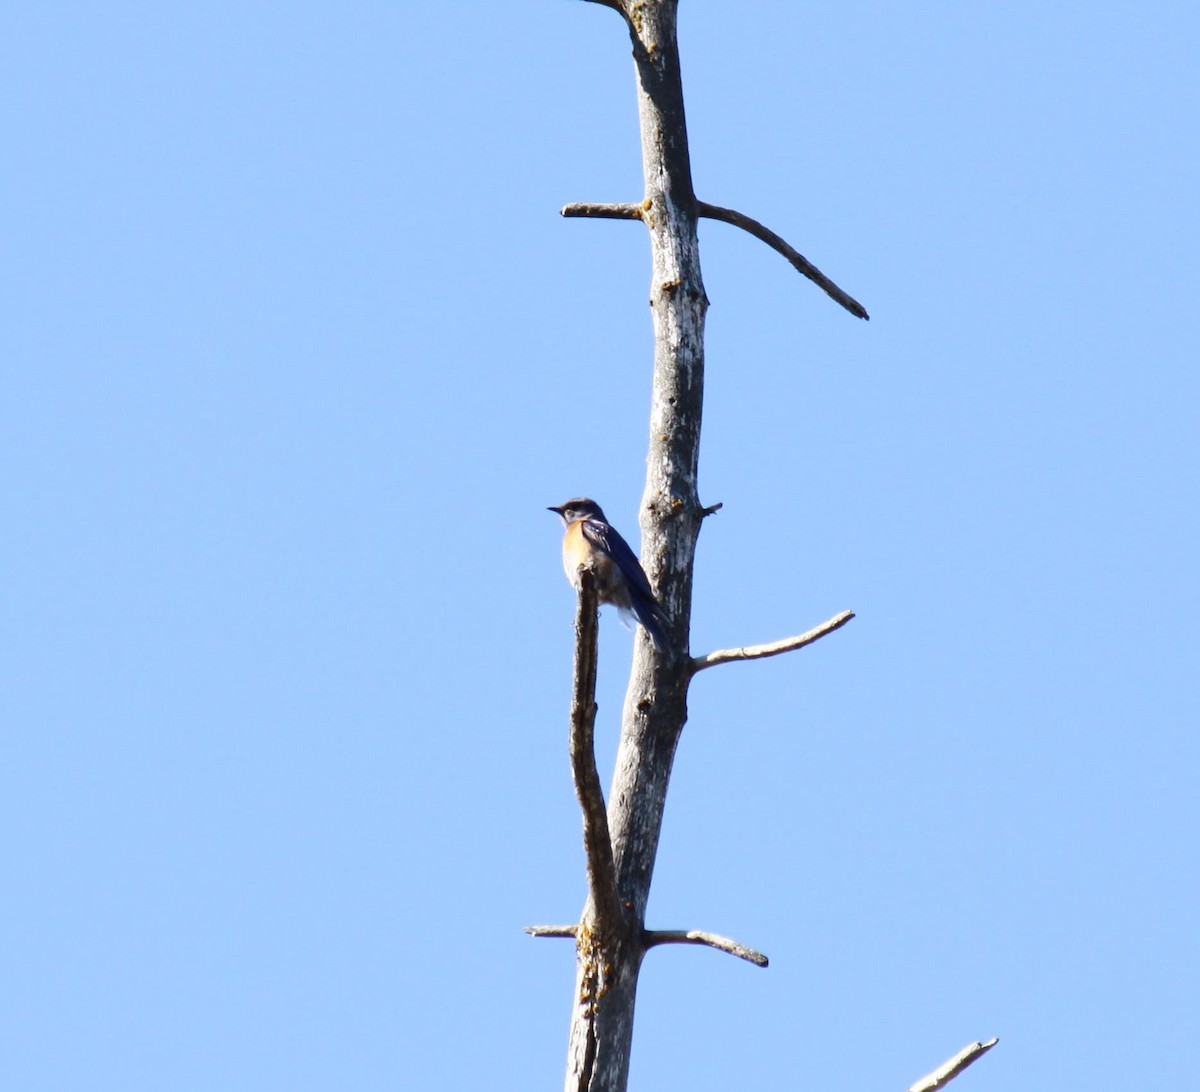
(4, 3, 1197, 1089)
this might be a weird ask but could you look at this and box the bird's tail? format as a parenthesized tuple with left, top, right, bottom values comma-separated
(630, 590, 671, 651)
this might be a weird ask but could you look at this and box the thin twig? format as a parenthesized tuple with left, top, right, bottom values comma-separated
(906, 1039, 1000, 1092)
(691, 610, 855, 674)
(561, 202, 645, 220)
(644, 929, 769, 968)
(699, 501, 724, 518)
(525, 925, 579, 939)
(697, 201, 869, 320)
(570, 571, 623, 930)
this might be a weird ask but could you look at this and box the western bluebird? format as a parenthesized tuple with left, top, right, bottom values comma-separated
(548, 498, 670, 650)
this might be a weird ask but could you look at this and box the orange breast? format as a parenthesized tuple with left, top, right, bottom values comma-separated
(562, 520, 613, 591)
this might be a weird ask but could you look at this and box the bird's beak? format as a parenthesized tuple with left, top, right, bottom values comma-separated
(547, 505, 563, 515)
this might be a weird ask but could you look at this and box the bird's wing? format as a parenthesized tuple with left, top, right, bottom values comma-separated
(580, 518, 655, 599)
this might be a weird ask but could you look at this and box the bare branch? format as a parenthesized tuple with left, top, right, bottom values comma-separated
(697, 201, 869, 320)
(644, 929, 769, 968)
(907, 1039, 1000, 1092)
(524, 925, 579, 939)
(561, 202, 645, 220)
(699, 501, 724, 518)
(570, 571, 623, 930)
(691, 610, 855, 674)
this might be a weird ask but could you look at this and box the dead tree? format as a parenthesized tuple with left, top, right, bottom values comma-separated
(527, 3, 995, 1090)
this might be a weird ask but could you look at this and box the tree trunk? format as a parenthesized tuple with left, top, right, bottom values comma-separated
(543, 3, 994, 1090)
(547, 1, 872, 1088)
(563, 2, 707, 1089)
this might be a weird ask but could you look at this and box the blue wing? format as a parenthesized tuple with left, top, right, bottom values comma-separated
(581, 518, 671, 649)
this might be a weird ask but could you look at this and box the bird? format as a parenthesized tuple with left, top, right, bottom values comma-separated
(548, 498, 670, 650)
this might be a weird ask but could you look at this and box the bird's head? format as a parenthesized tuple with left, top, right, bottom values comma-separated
(548, 498, 606, 525)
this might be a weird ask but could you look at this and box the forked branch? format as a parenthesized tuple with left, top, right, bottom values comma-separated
(691, 610, 855, 674)
(698, 202, 869, 320)
(906, 1039, 1000, 1092)
(644, 929, 769, 968)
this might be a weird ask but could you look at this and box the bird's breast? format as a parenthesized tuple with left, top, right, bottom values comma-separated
(562, 521, 622, 603)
